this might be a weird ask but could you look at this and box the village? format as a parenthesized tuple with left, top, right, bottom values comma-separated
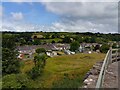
(2, 1, 120, 89)
(17, 42, 103, 60)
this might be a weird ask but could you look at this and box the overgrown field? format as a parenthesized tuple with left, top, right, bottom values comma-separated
(3, 53, 105, 88)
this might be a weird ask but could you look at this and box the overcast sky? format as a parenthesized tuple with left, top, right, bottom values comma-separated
(1, 0, 119, 33)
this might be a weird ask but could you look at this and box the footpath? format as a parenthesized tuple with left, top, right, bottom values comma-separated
(82, 61, 119, 89)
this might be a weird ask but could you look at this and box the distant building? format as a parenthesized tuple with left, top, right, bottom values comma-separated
(46, 51, 57, 57)
(17, 54, 24, 59)
(16, 43, 69, 59)
(79, 43, 102, 53)
(64, 49, 75, 55)
(53, 43, 70, 50)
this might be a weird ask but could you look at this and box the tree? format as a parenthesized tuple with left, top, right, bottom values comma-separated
(51, 33, 58, 39)
(33, 54, 46, 67)
(94, 45, 100, 51)
(83, 37, 89, 43)
(15, 33, 32, 45)
(2, 48, 20, 75)
(33, 39, 41, 45)
(62, 36, 71, 43)
(112, 43, 117, 48)
(35, 48, 46, 54)
(45, 34, 50, 39)
(2, 34, 16, 49)
(100, 44, 110, 53)
(70, 41, 80, 52)
(51, 33, 60, 39)
(2, 34, 20, 75)
(31, 54, 47, 79)
(51, 40, 55, 43)
(19, 38, 26, 45)
(90, 37, 96, 43)
(74, 36, 83, 43)
(29, 66, 40, 79)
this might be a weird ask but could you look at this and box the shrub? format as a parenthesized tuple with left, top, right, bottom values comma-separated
(100, 44, 110, 53)
(28, 66, 41, 79)
(35, 48, 46, 54)
(2, 74, 33, 88)
(70, 41, 79, 52)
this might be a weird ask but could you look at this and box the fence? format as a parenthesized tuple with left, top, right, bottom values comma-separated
(95, 47, 120, 89)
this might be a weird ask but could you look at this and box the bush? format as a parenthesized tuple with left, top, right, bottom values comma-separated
(2, 74, 33, 88)
(70, 41, 79, 52)
(28, 66, 41, 79)
(62, 36, 71, 43)
(51, 40, 55, 43)
(33, 39, 41, 45)
(112, 43, 118, 48)
(100, 44, 110, 53)
(35, 48, 46, 54)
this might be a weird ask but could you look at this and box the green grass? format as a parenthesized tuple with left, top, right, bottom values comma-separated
(20, 53, 105, 88)
(41, 38, 62, 43)
(20, 60, 34, 73)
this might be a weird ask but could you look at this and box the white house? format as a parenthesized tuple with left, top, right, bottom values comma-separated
(46, 51, 57, 57)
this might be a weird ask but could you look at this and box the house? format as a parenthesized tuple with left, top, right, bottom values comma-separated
(64, 49, 71, 55)
(46, 51, 57, 57)
(79, 43, 102, 53)
(17, 44, 59, 59)
(64, 49, 75, 55)
(80, 43, 102, 48)
(53, 43, 70, 51)
(79, 45, 85, 52)
(17, 54, 24, 59)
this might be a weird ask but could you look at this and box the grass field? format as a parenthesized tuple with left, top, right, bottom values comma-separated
(41, 38, 62, 43)
(20, 53, 105, 88)
(20, 60, 34, 73)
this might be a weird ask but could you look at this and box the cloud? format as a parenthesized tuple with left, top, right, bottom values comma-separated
(2, 21, 50, 32)
(50, 20, 117, 33)
(41, 2, 118, 33)
(42, 2, 117, 19)
(11, 12, 23, 20)
(2, 19, 117, 33)
(2, 2, 118, 33)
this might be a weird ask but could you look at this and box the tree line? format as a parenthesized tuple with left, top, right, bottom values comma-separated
(2, 32, 120, 46)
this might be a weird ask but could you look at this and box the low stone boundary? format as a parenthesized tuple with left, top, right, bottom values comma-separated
(82, 61, 103, 88)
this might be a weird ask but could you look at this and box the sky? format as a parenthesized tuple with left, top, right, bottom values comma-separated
(0, 0, 119, 33)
